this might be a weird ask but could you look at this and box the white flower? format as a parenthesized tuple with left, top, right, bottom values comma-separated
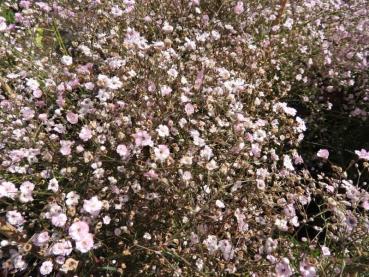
(61, 55, 73, 66)
(154, 145, 170, 161)
(83, 196, 103, 215)
(6, 210, 25, 226)
(0, 16, 7, 32)
(40, 261, 53, 275)
(66, 191, 80, 206)
(215, 200, 225, 209)
(75, 233, 94, 253)
(79, 126, 93, 141)
(156, 124, 170, 137)
(116, 144, 130, 158)
(283, 155, 295, 171)
(26, 78, 40, 90)
(51, 213, 67, 227)
(48, 178, 59, 192)
(203, 235, 218, 254)
(143, 232, 152, 240)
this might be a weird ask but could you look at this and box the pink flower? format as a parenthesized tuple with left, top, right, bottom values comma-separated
(234, 1, 244, 15)
(40, 261, 53, 275)
(317, 149, 329, 160)
(185, 103, 195, 116)
(6, 210, 25, 226)
(299, 259, 316, 277)
(51, 213, 67, 227)
(133, 130, 153, 147)
(69, 221, 90, 241)
(116, 144, 130, 158)
(51, 240, 73, 256)
(75, 233, 94, 253)
(0, 181, 18, 199)
(321, 245, 331, 256)
(60, 140, 74, 156)
(33, 232, 50, 246)
(66, 112, 79, 124)
(79, 126, 93, 141)
(83, 196, 103, 215)
(154, 144, 170, 161)
(275, 258, 293, 277)
(355, 149, 369, 160)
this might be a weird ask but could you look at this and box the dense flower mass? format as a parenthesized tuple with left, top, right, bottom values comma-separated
(0, 0, 368, 276)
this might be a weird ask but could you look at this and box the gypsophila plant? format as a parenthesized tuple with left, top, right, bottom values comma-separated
(0, 0, 368, 276)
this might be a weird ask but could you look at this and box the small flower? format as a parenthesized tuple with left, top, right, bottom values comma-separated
(321, 245, 331, 256)
(79, 126, 93, 141)
(66, 112, 79, 124)
(6, 210, 25, 226)
(116, 144, 130, 158)
(143, 232, 152, 240)
(61, 55, 73, 66)
(156, 124, 170, 137)
(275, 258, 293, 277)
(75, 233, 94, 253)
(83, 196, 103, 216)
(317, 149, 329, 160)
(160, 85, 172, 96)
(0, 16, 7, 32)
(185, 103, 195, 116)
(26, 78, 40, 90)
(33, 232, 50, 247)
(51, 213, 67, 227)
(234, 1, 244, 15)
(60, 140, 74, 156)
(355, 149, 369, 160)
(215, 199, 225, 209)
(69, 221, 90, 241)
(154, 144, 170, 161)
(40, 261, 53, 275)
(48, 178, 59, 192)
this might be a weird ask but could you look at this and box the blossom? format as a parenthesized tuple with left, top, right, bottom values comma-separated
(6, 210, 25, 226)
(0, 181, 18, 199)
(133, 130, 153, 147)
(66, 191, 80, 206)
(116, 144, 130, 158)
(51, 213, 67, 227)
(156, 124, 170, 137)
(33, 232, 50, 247)
(0, 16, 7, 32)
(299, 259, 316, 277)
(75, 233, 94, 253)
(66, 112, 79, 124)
(218, 239, 234, 260)
(79, 126, 93, 141)
(26, 78, 40, 90)
(275, 258, 293, 277)
(69, 221, 90, 241)
(203, 235, 218, 254)
(51, 240, 73, 256)
(234, 1, 244, 14)
(83, 196, 103, 215)
(317, 149, 329, 160)
(154, 144, 170, 161)
(60, 140, 74, 156)
(40, 261, 53, 275)
(355, 149, 369, 160)
(61, 55, 73, 66)
(48, 178, 59, 192)
(215, 199, 225, 208)
(283, 155, 295, 171)
(321, 245, 331, 256)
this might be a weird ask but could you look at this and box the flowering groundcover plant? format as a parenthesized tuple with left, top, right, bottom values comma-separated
(0, 0, 369, 276)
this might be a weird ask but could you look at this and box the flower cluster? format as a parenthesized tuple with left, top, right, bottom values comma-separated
(0, 0, 368, 276)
